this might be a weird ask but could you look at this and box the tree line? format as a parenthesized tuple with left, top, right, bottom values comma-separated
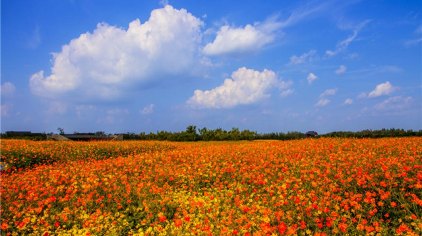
(123, 127, 422, 141)
(1, 127, 421, 141)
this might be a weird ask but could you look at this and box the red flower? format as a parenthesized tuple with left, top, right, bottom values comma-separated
(300, 221, 306, 229)
(339, 222, 348, 233)
(278, 222, 287, 234)
(158, 215, 167, 223)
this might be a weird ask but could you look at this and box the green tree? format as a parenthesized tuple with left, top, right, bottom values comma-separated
(57, 127, 65, 135)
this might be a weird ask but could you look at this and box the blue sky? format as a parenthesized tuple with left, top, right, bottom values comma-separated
(1, 0, 421, 134)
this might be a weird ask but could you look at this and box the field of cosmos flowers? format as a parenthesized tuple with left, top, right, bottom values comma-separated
(0, 138, 421, 235)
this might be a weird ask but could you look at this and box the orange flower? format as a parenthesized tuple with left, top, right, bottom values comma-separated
(0, 222, 8, 231)
(174, 219, 183, 227)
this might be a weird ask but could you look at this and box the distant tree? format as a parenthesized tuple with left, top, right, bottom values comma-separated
(229, 128, 240, 140)
(57, 127, 65, 135)
(95, 131, 106, 136)
(184, 125, 198, 141)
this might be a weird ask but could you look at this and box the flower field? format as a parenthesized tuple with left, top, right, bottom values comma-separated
(1, 138, 421, 235)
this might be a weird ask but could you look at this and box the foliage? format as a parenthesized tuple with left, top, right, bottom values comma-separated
(0, 132, 47, 141)
(123, 127, 421, 141)
(1, 128, 421, 142)
(1, 138, 421, 235)
(322, 129, 422, 138)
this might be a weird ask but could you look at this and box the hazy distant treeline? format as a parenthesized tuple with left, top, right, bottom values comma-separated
(1, 127, 421, 141)
(123, 127, 422, 141)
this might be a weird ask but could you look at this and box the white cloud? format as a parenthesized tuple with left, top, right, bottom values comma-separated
(307, 73, 318, 84)
(315, 88, 336, 107)
(374, 96, 413, 111)
(315, 98, 330, 107)
(203, 19, 281, 56)
(188, 67, 278, 108)
(326, 20, 370, 57)
(141, 104, 155, 115)
(335, 65, 347, 75)
(278, 80, 294, 97)
(1, 82, 16, 97)
(344, 98, 353, 105)
(320, 88, 337, 97)
(280, 89, 294, 97)
(289, 50, 316, 65)
(30, 5, 204, 100)
(368, 81, 395, 98)
(278, 2, 330, 28)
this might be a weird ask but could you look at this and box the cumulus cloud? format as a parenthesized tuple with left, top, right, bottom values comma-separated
(203, 0, 330, 57)
(141, 104, 155, 115)
(30, 5, 204, 100)
(289, 50, 316, 65)
(203, 18, 281, 56)
(326, 20, 370, 57)
(1, 82, 16, 97)
(187, 67, 278, 108)
(344, 98, 353, 105)
(315, 98, 330, 107)
(307, 73, 318, 84)
(335, 65, 347, 75)
(320, 88, 337, 97)
(368, 81, 395, 98)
